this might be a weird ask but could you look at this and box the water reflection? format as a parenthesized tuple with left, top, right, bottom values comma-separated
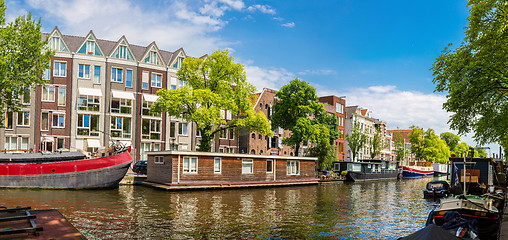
(0, 177, 438, 239)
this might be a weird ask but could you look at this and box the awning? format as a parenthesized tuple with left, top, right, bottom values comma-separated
(143, 93, 159, 102)
(41, 136, 54, 142)
(87, 139, 101, 148)
(79, 87, 102, 97)
(111, 90, 135, 100)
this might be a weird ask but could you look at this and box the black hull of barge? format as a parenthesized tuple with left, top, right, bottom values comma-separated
(346, 172, 399, 181)
(0, 161, 131, 189)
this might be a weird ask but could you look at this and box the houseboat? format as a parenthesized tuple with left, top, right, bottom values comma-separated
(332, 159, 399, 181)
(431, 162, 448, 176)
(0, 146, 132, 189)
(144, 151, 318, 190)
(399, 160, 434, 178)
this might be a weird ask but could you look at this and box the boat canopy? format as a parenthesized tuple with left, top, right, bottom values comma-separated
(0, 152, 86, 163)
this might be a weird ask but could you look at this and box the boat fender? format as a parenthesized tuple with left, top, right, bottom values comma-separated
(425, 210, 434, 226)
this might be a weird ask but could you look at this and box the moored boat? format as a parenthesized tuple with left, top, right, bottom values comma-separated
(332, 159, 399, 181)
(400, 161, 434, 178)
(432, 162, 448, 176)
(0, 146, 132, 189)
(423, 180, 450, 198)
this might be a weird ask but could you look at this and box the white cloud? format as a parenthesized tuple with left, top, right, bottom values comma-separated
(244, 65, 295, 91)
(219, 0, 245, 10)
(247, 4, 276, 15)
(281, 22, 295, 28)
(298, 69, 336, 76)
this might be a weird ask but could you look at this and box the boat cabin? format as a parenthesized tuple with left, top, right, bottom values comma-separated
(332, 159, 398, 181)
(449, 157, 499, 195)
(145, 151, 318, 188)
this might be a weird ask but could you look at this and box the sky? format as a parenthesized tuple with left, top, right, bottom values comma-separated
(4, 0, 500, 155)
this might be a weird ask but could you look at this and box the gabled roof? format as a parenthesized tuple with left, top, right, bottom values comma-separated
(108, 36, 137, 61)
(168, 48, 186, 67)
(75, 30, 105, 56)
(46, 26, 72, 53)
(140, 41, 165, 66)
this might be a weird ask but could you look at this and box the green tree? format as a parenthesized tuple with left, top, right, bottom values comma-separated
(369, 126, 383, 159)
(456, 142, 470, 157)
(421, 129, 451, 163)
(0, 0, 52, 125)
(151, 49, 272, 152)
(392, 129, 408, 162)
(432, 0, 508, 148)
(307, 112, 339, 170)
(346, 114, 368, 161)
(474, 146, 488, 158)
(440, 132, 461, 153)
(408, 126, 425, 160)
(271, 78, 330, 156)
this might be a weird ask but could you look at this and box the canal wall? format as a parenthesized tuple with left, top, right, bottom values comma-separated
(500, 192, 508, 239)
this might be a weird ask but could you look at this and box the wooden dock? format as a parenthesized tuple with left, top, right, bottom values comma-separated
(142, 180, 318, 191)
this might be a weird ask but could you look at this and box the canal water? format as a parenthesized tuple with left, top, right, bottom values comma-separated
(0, 177, 440, 239)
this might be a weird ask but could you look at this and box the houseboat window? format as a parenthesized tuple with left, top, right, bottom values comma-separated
(347, 163, 361, 172)
(368, 164, 371, 168)
(154, 156, 164, 164)
(214, 157, 221, 174)
(334, 163, 340, 171)
(287, 160, 299, 175)
(242, 159, 253, 174)
(183, 157, 198, 173)
(266, 160, 273, 173)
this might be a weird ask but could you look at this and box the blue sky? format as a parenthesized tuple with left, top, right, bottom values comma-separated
(6, 0, 497, 152)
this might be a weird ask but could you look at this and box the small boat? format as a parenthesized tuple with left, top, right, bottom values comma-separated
(332, 159, 399, 181)
(432, 162, 448, 176)
(399, 160, 434, 178)
(423, 180, 450, 198)
(0, 146, 132, 189)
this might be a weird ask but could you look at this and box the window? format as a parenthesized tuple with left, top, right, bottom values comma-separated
(142, 101, 159, 116)
(214, 157, 221, 174)
(169, 122, 176, 138)
(267, 160, 273, 173)
(112, 68, 123, 83)
(77, 114, 100, 136)
(17, 111, 29, 126)
(154, 143, 160, 151)
(111, 116, 131, 138)
(219, 129, 227, 139)
(43, 69, 51, 80)
(111, 99, 132, 114)
(183, 156, 198, 173)
(287, 160, 300, 175)
(5, 136, 17, 150)
(142, 71, 149, 90)
(144, 49, 160, 65)
(251, 133, 255, 139)
(57, 138, 65, 149)
(336, 103, 344, 114)
(142, 119, 161, 140)
(49, 35, 68, 52)
(41, 112, 49, 131)
(42, 86, 55, 102)
(21, 88, 30, 105)
(140, 143, 150, 160)
(242, 159, 253, 174)
(5, 112, 12, 129)
(53, 62, 66, 77)
(52, 113, 65, 128)
(151, 73, 162, 88)
(173, 56, 184, 69)
(155, 156, 164, 164)
(21, 137, 29, 150)
(126, 69, 133, 88)
(77, 95, 100, 112)
(86, 40, 95, 54)
(178, 122, 187, 136)
(58, 87, 66, 106)
(78, 64, 90, 78)
(94, 66, 101, 84)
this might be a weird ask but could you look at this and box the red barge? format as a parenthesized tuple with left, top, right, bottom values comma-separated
(0, 146, 132, 189)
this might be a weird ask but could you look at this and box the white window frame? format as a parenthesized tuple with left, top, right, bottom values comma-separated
(77, 95, 100, 112)
(93, 65, 101, 84)
(110, 116, 131, 139)
(41, 112, 49, 131)
(52, 113, 65, 128)
(151, 73, 162, 88)
(111, 67, 123, 83)
(178, 122, 188, 136)
(17, 111, 30, 126)
(77, 114, 100, 136)
(111, 98, 132, 114)
(4, 136, 17, 151)
(21, 137, 29, 150)
(53, 61, 66, 77)
(214, 157, 221, 174)
(78, 64, 90, 79)
(86, 40, 95, 54)
(125, 69, 133, 88)
(183, 156, 198, 173)
(242, 159, 253, 174)
(266, 159, 273, 173)
(142, 119, 161, 140)
(142, 71, 149, 90)
(154, 156, 164, 164)
(57, 87, 66, 106)
(42, 86, 55, 102)
(287, 160, 300, 175)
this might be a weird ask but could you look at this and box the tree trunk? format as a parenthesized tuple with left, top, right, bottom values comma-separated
(295, 144, 300, 156)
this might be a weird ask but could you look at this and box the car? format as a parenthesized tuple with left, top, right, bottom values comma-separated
(132, 160, 147, 175)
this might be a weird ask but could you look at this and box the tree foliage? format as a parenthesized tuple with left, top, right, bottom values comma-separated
(271, 78, 331, 156)
(392, 129, 408, 162)
(421, 129, 451, 164)
(306, 112, 339, 170)
(346, 114, 368, 161)
(408, 126, 425, 160)
(151, 49, 272, 152)
(432, 0, 508, 150)
(440, 132, 461, 153)
(0, 0, 52, 125)
(369, 126, 383, 159)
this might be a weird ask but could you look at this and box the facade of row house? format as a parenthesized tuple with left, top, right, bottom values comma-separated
(318, 95, 346, 161)
(0, 27, 203, 161)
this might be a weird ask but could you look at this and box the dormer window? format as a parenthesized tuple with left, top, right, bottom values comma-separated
(144, 50, 158, 64)
(77, 36, 102, 56)
(48, 33, 69, 52)
(86, 41, 95, 54)
(111, 40, 134, 61)
(173, 56, 184, 69)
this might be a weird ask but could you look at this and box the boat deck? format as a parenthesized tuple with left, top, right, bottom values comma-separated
(0, 208, 85, 239)
(142, 179, 318, 191)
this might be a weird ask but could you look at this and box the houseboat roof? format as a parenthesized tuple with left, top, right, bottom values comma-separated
(147, 151, 318, 161)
